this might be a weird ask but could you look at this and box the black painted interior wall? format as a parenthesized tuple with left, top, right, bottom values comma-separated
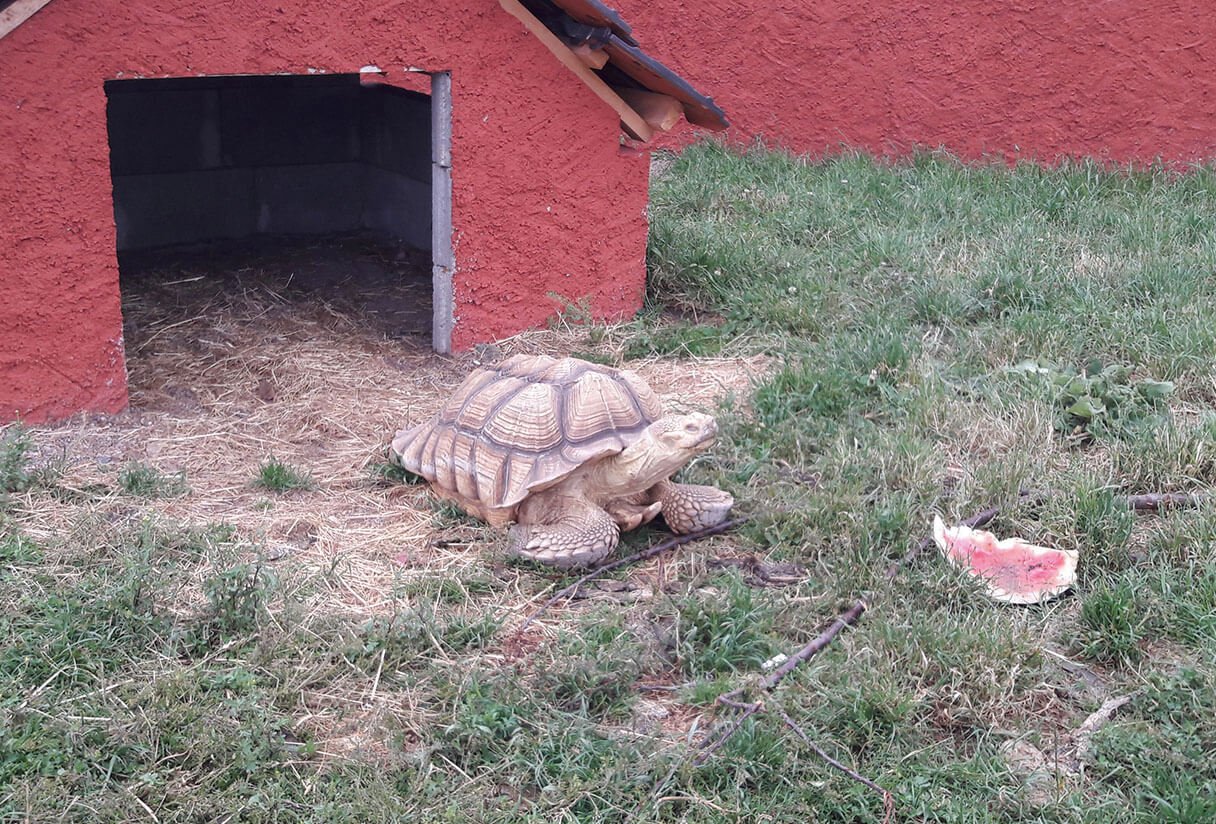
(106, 74, 431, 252)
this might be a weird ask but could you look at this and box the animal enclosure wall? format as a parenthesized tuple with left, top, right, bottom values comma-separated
(623, 0, 1216, 164)
(107, 75, 432, 251)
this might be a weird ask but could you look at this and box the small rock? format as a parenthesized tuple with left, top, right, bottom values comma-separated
(999, 739, 1060, 807)
(472, 343, 502, 364)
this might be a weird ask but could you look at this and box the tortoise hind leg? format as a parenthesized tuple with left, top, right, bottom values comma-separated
(651, 480, 734, 534)
(508, 494, 619, 569)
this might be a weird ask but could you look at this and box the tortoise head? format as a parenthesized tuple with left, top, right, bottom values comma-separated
(650, 412, 719, 453)
(599, 413, 719, 497)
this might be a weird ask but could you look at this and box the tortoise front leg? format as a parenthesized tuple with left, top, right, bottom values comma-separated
(606, 493, 663, 531)
(508, 493, 620, 569)
(650, 480, 734, 534)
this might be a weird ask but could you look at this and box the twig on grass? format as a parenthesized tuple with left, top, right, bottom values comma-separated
(517, 516, 749, 632)
(684, 598, 875, 801)
(754, 597, 869, 692)
(1120, 492, 1206, 512)
(690, 699, 763, 767)
(778, 709, 895, 824)
(1067, 693, 1135, 773)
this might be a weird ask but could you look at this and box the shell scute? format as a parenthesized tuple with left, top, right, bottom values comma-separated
(483, 382, 564, 452)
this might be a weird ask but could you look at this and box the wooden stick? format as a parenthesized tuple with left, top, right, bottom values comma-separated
(615, 88, 684, 132)
(755, 598, 868, 692)
(1120, 492, 1206, 511)
(778, 710, 895, 823)
(517, 516, 749, 631)
(691, 701, 762, 766)
(571, 44, 609, 69)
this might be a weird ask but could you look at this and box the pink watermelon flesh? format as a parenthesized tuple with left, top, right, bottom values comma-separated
(933, 516, 1078, 604)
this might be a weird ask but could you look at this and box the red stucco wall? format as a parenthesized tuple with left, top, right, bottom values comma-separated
(0, 0, 649, 422)
(623, 0, 1216, 165)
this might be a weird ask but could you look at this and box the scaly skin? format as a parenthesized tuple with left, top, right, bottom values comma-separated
(508, 494, 620, 568)
(651, 479, 736, 534)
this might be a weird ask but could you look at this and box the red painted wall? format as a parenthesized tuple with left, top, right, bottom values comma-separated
(623, 0, 1216, 165)
(0, 0, 649, 422)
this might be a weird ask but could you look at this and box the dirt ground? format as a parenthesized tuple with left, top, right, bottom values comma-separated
(25, 234, 770, 621)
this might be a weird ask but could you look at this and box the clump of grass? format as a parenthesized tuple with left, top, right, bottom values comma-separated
(370, 457, 426, 486)
(1089, 668, 1216, 820)
(675, 572, 776, 676)
(625, 320, 730, 359)
(535, 613, 647, 720)
(118, 460, 190, 498)
(348, 606, 500, 675)
(1073, 579, 1150, 665)
(1109, 415, 1216, 492)
(195, 562, 275, 647)
(0, 423, 33, 494)
(430, 498, 482, 529)
(253, 457, 315, 492)
(1150, 563, 1216, 649)
(0, 522, 39, 566)
(435, 679, 527, 769)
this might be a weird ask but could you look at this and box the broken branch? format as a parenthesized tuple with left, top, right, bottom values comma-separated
(691, 701, 762, 766)
(756, 598, 868, 692)
(1120, 492, 1206, 511)
(1067, 693, 1135, 773)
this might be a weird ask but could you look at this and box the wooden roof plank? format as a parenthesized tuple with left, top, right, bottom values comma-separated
(614, 88, 683, 132)
(602, 35, 728, 130)
(571, 43, 609, 70)
(500, 0, 653, 142)
(0, 0, 56, 41)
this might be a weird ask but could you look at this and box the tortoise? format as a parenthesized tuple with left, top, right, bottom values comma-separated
(390, 354, 734, 568)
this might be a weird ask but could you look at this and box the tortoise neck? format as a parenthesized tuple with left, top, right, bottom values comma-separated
(590, 429, 680, 499)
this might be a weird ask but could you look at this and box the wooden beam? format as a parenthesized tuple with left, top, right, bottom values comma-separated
(0, 0, 56, 40)
(614, 88, 682, 132)
(571, 44, 609, 70)
(603, 35, 729, 130)
(498, 0, 653, 142)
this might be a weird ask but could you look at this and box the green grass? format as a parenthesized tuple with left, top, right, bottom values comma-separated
(6, 144, 1216, 820)
(253, 457, 315, 492)
(1, 424, 34, 494)
(635, 141, 1216, 821)
(117, 460, 190, 498)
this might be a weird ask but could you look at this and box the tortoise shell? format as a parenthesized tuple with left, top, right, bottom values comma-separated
(392, 354, 663, 513)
